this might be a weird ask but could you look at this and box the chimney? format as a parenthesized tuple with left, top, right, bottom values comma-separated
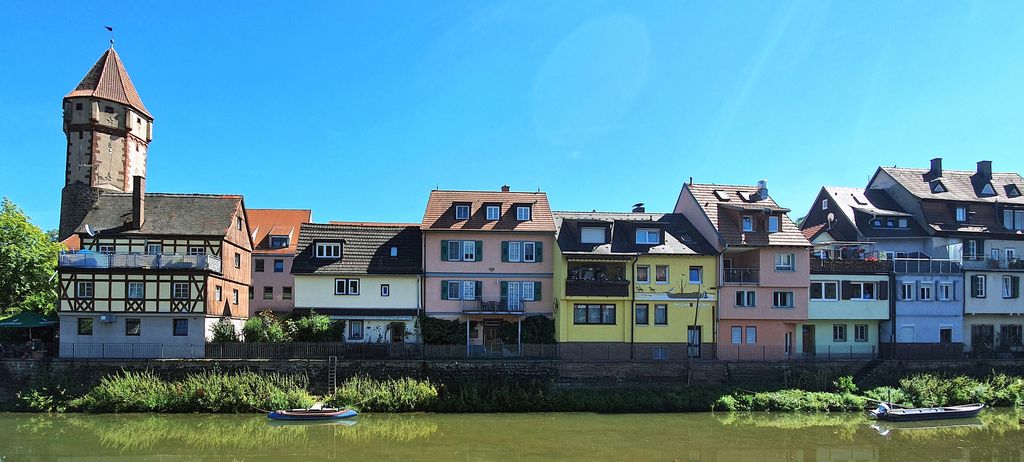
(632, 203, 645, 213)
(757, 180, 769, 200)
(929, 158, 943, 178)
(131, 176, 145, 230)
(500, 185, 510, 192)
(976, 160, 992, 179)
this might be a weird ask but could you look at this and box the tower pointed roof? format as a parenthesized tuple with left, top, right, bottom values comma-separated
(65, 46, 152, 118)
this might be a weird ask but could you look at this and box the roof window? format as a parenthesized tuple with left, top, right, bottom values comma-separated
(931, 181, 947, 193)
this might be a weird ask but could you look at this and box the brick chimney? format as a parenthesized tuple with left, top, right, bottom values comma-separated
(976, 160, 992, 179)
(500, 185, 510, 192)
(131, 176, 145, 230)
(929, 158, 943, 178)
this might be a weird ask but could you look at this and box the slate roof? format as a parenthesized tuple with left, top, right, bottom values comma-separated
(879, 166, 1024, 205)
(822, 186, 912, 219)
(65, 47, 151, 118)
(686, 183, 810, 247)
(73, 192, 242, 237)
(248, 209, 311, 254)
(554, 211, 717, 257)
(292, 223, 422, 275)
(421, 189, 555, 232)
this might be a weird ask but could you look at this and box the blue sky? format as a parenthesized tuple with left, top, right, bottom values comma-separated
(3, 1, 1023, 231)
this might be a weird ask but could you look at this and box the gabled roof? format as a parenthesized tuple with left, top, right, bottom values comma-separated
(421, 189, 555, 232)
(878, 166, 1024, 205)
(554, 211, 717, 256)
(821, 186, 912, 219)
(65, 47, 151, 118)
(292, 223, 422, 275)
(686, 183, 810, 247)
(248, 209, 311, 254)
(74, 193, 242, 237)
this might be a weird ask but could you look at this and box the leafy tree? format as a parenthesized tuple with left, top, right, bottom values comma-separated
(0, 198, 63, 315)
(210, 318, 240, 342)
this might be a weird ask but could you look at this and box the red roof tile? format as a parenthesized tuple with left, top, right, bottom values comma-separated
(687, 183, 810, 247)
(65, 47, 151, 118)
(248, 209, 312, 254)
(421, 189, 555, 232)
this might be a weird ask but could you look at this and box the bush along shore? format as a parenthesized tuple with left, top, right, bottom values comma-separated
(11, 371, 1024, 414)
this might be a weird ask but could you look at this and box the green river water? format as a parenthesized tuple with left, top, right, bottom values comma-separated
(1, 410, 1022, 461)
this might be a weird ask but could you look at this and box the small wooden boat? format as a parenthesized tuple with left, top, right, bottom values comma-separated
(267, 408, 358, 421)
(869, 403, 984, 422)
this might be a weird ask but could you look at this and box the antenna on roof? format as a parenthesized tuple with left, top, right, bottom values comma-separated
(105, 26, 114, 47)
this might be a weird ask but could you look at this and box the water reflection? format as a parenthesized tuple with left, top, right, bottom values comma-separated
(2, 410, 1022, 461)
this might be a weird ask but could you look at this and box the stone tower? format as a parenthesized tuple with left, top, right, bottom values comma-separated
(59, 46, 153, 240)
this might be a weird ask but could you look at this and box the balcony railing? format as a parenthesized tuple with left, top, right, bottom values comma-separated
(810, 258, 893, 274)
(59, 252, 222, 273)
(565, 279, 630, 297)
(892, 258, 960, 274)
(960, 256, 1024, 271)
(722, 268, 759, 285)
(461, 298, 530, 314)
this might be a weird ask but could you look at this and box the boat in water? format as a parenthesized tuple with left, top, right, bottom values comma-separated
(869, 403, 985, 422)
(267, 408, 359, 421)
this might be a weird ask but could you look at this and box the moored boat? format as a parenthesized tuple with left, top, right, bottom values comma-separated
(267, 408, 358, 421)
(869, 403, 984, 422)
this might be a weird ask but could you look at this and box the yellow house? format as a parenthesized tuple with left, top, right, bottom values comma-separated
(553, 211, 718, 360)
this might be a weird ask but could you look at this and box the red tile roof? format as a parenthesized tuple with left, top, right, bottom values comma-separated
(65, 47, 151, 118)
(248, 209, 312, 254)
(421, 189, 555, 232)
(687, 183, 811, 247)
(801, 223, 826, 241)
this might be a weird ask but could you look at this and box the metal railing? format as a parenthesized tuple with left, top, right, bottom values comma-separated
(718, 345, 879, 361)
(879, 343, 964, 360)
(461, 298, 530, 313)
(960, 256, 1024, 271)
(205, 342, 558, 360)
(60, 343, 204, 359)
(722, 268, 759, 284)
(892, 258, 961, 274)
(810, 258, 892, 274)
(565, 279, 630, 297)
(59, 252, 222, 273)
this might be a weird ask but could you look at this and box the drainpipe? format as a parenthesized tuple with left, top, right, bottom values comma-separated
(888, 269, 897, 358)
(630, 253, 639, 360)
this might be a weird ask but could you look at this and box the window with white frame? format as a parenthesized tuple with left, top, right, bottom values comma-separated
(636, 228, 659, 244)
(316, 242, 341, 259)
(745, 326, 757, 344)
(128, 281, 145, 299)
(973, 275, 987, 298)
(462, 240, 476, 261)
(956, 207, 967, 222)
(991, 248, 1000, 261)
(767, 216, 780, 233)
(822, 199, 828, 210)
(919, 283, 933, 301)
(516, 206, 531, 221)
(900, 282, 915, 301)
(1007, 248, 1018, 261)
(775, 253, 795, 271)
(462, 280, 476, 301)
(731, 326, 742, 344)
(742, 216, 754, 232)
(347, 279, 360, 295)
(380, 284, 390, 297)
(447, 240, 462, 261)
(654, 304, 667, 325)
(938, 283, 952, 301)
(810, 281, 838, 301)
(735, 290, 756, 307)
(349, 320, 364, 340)
(522, 281, 535, 301)
(580, 227, 605, 244)
(655, 265, 669, 284)
(1004, 275, 1014, 298)
(76, 281, 93, 298)
(855, 324, 868, 342)
(966, 240, 979, 259)
(833, 324, 847, 342)
(214, 285, 222, 301)
(688, 266, 702, 284)
(455, 205, 470, 220)
(850, 282, 876, 300)
(172, 282, 190, 300)
(269, 236, 289, 249)
(232, 289, 239, 304)
(334, 278, 360, 295)
(447, 281, 461, 300)
(98, 244, 115, 254)
(187, 246, 206, 255)
(636, 265, 650, 284)
(486, 205, 500, 220)
(145, 243, 162, 255)
(508, 241, 522, 262)
(773, 291, 794, 308)
(523, 241, 536, 262)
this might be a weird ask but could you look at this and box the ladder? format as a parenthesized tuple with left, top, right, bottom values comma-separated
(327, 355, 338, 395)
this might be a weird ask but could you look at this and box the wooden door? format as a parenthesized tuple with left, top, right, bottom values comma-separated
(802, 325, 815, 355)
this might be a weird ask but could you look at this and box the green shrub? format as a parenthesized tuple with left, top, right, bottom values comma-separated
(70, 371, 173, 412)
(16, 387, 73, 413)
(287, 312, 339, 342)
(832, 376, 858, 394)
(864, 386, 911, 407)
(243, 311, 290, 342)
(326, 376, 438, 412)
(418, 315, 465, 344)
(712, 389, 866, 412)
(210, 318, 239, 342)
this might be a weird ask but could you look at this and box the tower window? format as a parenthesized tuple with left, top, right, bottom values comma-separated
(75, 103, 83, 110)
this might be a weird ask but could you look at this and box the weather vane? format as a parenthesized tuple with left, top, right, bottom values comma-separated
(105, 26, 114, 47)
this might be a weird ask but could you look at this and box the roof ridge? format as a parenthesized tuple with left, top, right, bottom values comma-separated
(430, 189, 548, 194)
(308, 221, 420, 228)
(883, 166, 1023, 176)
(688, 182, 765, 189)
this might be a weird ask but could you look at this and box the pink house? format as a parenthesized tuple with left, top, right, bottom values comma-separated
(421, 187, 555, 352)
(247, 209, 312, 315)
(675, 181, 811, 360)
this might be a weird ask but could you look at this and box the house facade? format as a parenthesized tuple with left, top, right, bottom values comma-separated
(291, 223, 422, 343)
(675, 181, 811, 360)
(56, 46, 251, 359)
(420, 187, 555, 354)
(247, 209, 311, 315)
(552, 210, 717, 361)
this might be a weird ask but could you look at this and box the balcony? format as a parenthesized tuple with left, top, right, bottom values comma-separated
(892, 258, 961, 274)
(810, 258, 893, 274)
(461, 298, 530, 314)
(59, 252, 222, 273)
(722, 268, 759, 285)
(960, 256, 1024, 271)
(565, 279, 630, 297)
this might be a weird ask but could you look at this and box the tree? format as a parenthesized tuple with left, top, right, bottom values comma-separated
(0, 198, 63, 315)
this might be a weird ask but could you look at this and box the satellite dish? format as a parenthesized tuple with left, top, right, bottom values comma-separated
(85, 224, 96, 237)
(827, 212, 835, 223)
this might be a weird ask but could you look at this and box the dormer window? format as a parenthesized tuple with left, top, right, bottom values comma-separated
(1006, 184, 1021, 197)
(581, 227, 606, 244)
(767, 216, 780, 233)
(742, 216, 754, 232)
(898, 218, 909, 228)
(714, 190, 731, 201)
(956, 207, 967, 222)
(636, 228, 659, 245)
(517, 206, 531, 221)
(269, 236, 289, 249)
(455, 205, 470, 220)
(486, 205, 500, 220)
(981, 183, 995, 196)
(932, 181, 947, 193)
(316, 242, 341, 259)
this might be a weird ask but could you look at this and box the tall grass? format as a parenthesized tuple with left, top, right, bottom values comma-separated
(326, 376, 439, 412)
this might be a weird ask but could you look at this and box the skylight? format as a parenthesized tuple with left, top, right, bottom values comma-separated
(713, 190, 731, 201)
(852, 194, 868, 206)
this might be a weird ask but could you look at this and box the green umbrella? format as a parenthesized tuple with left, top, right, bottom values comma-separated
(0, 311, 58, 340)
